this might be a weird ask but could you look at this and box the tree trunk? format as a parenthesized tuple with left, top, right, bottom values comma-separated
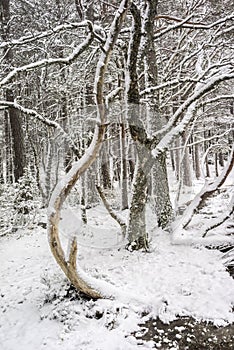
(48, 0, 130, 298)
(181, 131, 192, 187)
(7, 90, 25, 181)
(126, 3, 150, 248)
(142, 0, 173, 228)
(1, 0, 25, 182)
(120, 119, 128, 210)
(152, 152, 173, 228)
(127, 157, 149, 250)
(101, 141, 111, 189)
(4, 113, 13, 182)
(0, 144, 4, 183)
(194, 137, 201, 179)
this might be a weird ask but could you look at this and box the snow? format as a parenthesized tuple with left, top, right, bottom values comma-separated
(1, 200, 234, 349)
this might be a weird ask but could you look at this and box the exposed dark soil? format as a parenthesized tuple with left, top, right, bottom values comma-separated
(134, 317, 234, 349)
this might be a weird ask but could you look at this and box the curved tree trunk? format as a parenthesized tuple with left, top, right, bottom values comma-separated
(48, 0, 130, 299)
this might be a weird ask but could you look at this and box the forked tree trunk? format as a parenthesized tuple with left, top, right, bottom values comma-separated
(143, 0, 173, 228)
(126, 3, 150, 249)
(48, 0, 130, 299)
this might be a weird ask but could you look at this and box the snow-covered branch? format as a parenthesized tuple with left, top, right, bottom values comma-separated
(152, 72, 234, 155)
(0, 100, 81, 157)
(140, 78, 200, 96)
(155, 13, 234, 31)
(0, 32, 94, 87)
(0, 21, 89, 50)
(105, 86, 123, 108)
(173, 145, 234, 234)
(170, 129, 234, 151)
(154, 14, 194, 39)
(202, 194, 234, 238)
(96, 185, 127, 236)
(198, 94, 234, 108)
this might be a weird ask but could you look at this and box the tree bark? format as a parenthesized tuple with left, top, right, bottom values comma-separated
(126, 3, 150, 249)
(48, 0, 130, 298)
(142, 0, 173, 228)
(0, 0, 25, 182)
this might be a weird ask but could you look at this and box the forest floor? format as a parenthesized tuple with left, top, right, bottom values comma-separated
(0, 190, 234, 350)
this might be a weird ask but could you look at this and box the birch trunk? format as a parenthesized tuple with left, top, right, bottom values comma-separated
(48, 0, 130, 298)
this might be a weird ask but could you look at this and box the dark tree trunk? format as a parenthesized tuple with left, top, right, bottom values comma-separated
(1, 0, 25, 182)
(101, 142, 111, 189)
(6, 90, 25, 181)
(194, 138, 201, 179)
(120, 120, 129, 210)
(4, 112, 13, 182)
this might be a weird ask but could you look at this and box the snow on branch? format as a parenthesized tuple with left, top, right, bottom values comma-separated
(154, 14, 194, 39)
(155, 13, 234, 31)
(0, 21, 89, 50)
(202, 194, 234, 238)
(0, 32, 94, 87)
(198, 94, 234, 108)
(105, 87, 123, 108)
(140, 78, 200, 96)
(152, 72, 234, 155)
(0, 100, 81, 157)
(170, 129, 234, 151)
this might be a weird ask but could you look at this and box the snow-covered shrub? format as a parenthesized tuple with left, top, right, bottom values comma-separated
(40, 273, 96, 330)
(0, 182, 17, 235)
(0, 169, 41, 235)
(13, 169, 41, 224)
(40, 272, 132, 334)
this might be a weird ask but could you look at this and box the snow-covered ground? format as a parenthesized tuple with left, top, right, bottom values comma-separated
(0, 200, 234, 350)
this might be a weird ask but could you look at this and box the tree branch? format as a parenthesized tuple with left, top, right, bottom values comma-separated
(175, 145, 234, 231)
(0, 21, 90, 50)
(96, 185, 127, 236)
(202, 195, 234, 238)
(0, 32, 94, 87)
(0, 100, 81, 158)
(152, 72, 234, 154)
(155, 13, 234, 30)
